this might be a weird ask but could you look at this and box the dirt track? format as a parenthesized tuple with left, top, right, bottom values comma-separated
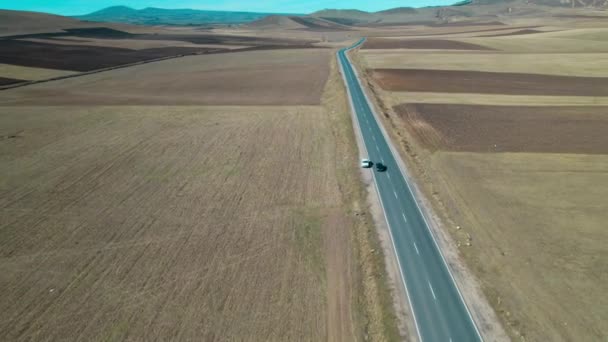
(371, 69, 608, 96)
(395, 103, 608, 154)
(362, 38, 493, 50)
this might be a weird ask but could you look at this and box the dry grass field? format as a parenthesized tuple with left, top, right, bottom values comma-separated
(428, 152, 608, 342)
(0, 64, 76, 81)
(0, 30, 399, 341)
(0, 109, 324, 340)
(1, 106, 335, 341)
(356, 17, 608, 342)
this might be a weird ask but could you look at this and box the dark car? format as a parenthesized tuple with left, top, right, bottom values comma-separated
(375, 162, 387, 172)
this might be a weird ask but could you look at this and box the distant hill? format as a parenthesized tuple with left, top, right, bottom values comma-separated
(468, 0, 607, 6)
(376, 7, 419, 15)
(312, 0, 607, 26)
(75, 6, 299, 26)
(247, 15, 351, 31)
(0, 9, 90, 36)
(247, 15, 308, 30)
(310, 9, 377, 25)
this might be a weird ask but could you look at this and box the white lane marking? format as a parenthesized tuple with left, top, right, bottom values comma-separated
(402, 213, 407, 223)
(387, 172, 391, 179)
(375, 145, 380, 152)
(372, 135, 376, 141)
(450, 338, 453, 342)
(393, 190, 398, 199)
(414, 242, 420, 255)
(428, 281, 437, 301)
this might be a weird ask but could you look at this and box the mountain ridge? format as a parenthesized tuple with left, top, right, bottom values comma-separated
(75, 6, 301, 26)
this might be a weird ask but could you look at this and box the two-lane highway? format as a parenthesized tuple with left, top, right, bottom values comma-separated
(338, 39, 482, 342)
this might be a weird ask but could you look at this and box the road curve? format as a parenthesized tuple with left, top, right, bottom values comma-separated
(337, 39, 482, 342)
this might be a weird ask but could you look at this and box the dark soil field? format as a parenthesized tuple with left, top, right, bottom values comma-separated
(0, 77, 24, 86)
(362, 38, 493, 50)
(395, 103, 608, 154)
(0, 40, 220, 71)
(0, 27, 315, 72)
(371, 69, 608, 96)
(3, 27, 309, 46)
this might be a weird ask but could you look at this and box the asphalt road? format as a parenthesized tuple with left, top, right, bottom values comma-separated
(338, 39, 482, 342)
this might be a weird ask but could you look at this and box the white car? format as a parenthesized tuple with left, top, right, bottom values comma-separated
(361, 158, 372, 168)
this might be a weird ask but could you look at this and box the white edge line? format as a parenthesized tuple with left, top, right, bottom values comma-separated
(345, 41, 484, 342)
(336, 43, 424, 342)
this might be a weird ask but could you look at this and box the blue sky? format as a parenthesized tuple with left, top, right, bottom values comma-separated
(1, 0, 455, 16)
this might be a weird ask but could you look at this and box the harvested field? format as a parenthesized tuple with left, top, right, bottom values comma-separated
(0, 105, 344, 341)
(360, 51, 608, 77)
(394, 103, 608, 154)
(0, 49, 331, 106)
(0, 40, 221, 72)
(0, 63, 76, 81)
(428, 152, 608, 342)
(370, 69, 608, 96)
(0, 77, 23, 86)
(362, 38, 493, 50)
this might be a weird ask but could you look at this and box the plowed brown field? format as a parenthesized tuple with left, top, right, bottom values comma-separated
(394, 104, 608, 154)
(370, 69, 608, 96)
(362, 38, 493, 50)
(0, 49, 331, 106)
(0, 40, 220, 72)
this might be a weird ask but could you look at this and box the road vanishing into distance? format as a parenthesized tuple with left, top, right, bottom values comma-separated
(338, 39, 482, 342)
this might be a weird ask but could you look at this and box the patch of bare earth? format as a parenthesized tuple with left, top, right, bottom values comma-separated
(394, 104, 608, 154)
(370, 69, 608, 96)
